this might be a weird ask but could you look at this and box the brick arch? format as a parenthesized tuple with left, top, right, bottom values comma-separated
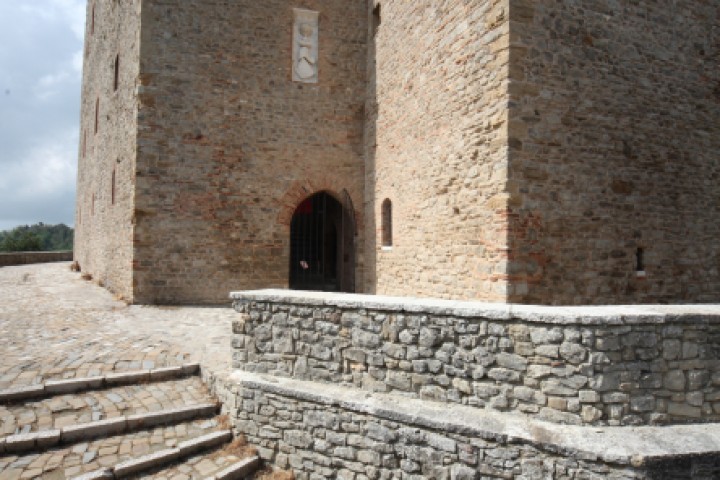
(277, 177, 362, 231)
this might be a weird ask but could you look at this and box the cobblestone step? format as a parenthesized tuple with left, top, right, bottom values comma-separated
(0, 364, 200, 404)
(136, 450, 261, 480)
(0, 403, 219, 455)
(72, 430, 238, 479)
(0, 417, 229, 479)
(59, 431, 264, 480)
(0, 376, 212, 437)
(0, 264, 266, 479)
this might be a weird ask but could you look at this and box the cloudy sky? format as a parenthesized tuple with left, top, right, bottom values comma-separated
(0, 0, 85, 231)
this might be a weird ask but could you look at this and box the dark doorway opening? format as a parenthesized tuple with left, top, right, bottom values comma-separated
(290, 191, 355, 292)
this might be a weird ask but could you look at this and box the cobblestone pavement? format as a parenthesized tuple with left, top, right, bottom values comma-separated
(0, 262, 256, 479)
(0, 263, 235, 390)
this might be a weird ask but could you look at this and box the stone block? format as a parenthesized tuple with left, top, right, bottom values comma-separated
(495, 352, 528, 371)
(0, 384, 45, 402)
(62, 417, 127, 443)
(214, 456, 261, 480)
(663, 371, 686, 392)
(559, 342, 587, 364)
(353, 329, 381, 349)
(4, 433, 39, 453)
(581, 406, 603, 423)
(578, 390, 600, 403)
(149, 365, 185, 380)
(113, 448, 182, 477)
(667, 402, 702, 418)
(530, 327, 564, 345)
(365, 423, 397, 443)
(178, 430, 232, 456)
(71, 470, 114, 480)
(688, 370, 710, 390)
(630, 395, 655, 412)
(45, 377, 104, 394)
(105, 370, 150, 385)
(487, 368, 520, 383)
(126, 403, 216, 430)
(427, 433, 456, 453)
(285, 430, 314, 448)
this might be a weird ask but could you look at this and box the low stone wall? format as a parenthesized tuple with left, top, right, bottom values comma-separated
(230, 290, 720, 426)
(0, 251, 73, 267)
(226, 371, 720, 480)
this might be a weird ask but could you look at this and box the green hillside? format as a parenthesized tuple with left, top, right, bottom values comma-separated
(0, 223, 74, 252)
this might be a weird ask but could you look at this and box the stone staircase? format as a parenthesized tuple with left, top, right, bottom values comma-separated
(0, 364, 262, 479)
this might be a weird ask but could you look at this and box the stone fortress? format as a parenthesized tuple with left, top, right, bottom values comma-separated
(74, 0, 720, 478)
(74, 0, 720, 306)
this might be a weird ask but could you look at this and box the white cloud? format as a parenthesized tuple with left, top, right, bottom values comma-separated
(0, 0, 84, 230)
(20, 0, 86, 41)
(0, 126, 78, 202)
(72, 49, 83, 73)
(34, 70, 72, 101)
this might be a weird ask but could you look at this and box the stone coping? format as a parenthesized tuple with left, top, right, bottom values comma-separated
(230, 289, 720, 325)
(229, 370, 720, 466)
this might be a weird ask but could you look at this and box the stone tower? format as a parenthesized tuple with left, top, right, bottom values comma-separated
(75, 0, 367, 304)
(76, 0, 720, 305)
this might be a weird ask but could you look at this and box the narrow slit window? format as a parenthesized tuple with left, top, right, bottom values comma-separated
(92, 193, 96, 216)
(381, 198, 392, 247)
(94, 98, 99, 134)
(91, 4, 95, 35)
(113, 55, 119, 91)
(636, 247, 644, 272)
(111, 168, 116, 205)
(372, 4, 381, 36)
(82, 130, 86, 158)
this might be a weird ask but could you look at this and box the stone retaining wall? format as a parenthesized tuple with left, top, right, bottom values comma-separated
(231, 290, 720, 427)
(223, 371, 720, 480)
(0, 252, 73, 267)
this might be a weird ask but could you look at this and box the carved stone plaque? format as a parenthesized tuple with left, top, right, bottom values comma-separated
(292, 9, 319, 83)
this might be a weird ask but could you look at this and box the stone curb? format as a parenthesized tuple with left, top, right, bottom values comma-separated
(0, 402, 218, 455)
(113, 447, 183, 477)
(209, 456, 261, 480)
(177, 430, 232, 456)
(0, 363, 200, 404)
(70, 430, 238, 479)
(126, 403, 218, 430)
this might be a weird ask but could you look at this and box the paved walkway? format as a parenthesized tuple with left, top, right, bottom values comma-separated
(0, 262, 235, 391)
(0, 262, 266, 479)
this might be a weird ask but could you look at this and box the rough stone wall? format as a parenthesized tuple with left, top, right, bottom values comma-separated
(506, 0, 720, 304)
(365, 0, 512, 301)
(133, 0, 367, 304)
(74, 0, 140, 301)
(232, 292, 720, 427)
(234, 384, 649, 480)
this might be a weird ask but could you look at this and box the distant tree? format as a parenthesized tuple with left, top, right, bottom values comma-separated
(0, 223, 73, 252)
(0, 229, 43, 252)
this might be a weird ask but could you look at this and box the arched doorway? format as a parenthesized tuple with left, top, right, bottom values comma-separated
(289, 191, 355, 292)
